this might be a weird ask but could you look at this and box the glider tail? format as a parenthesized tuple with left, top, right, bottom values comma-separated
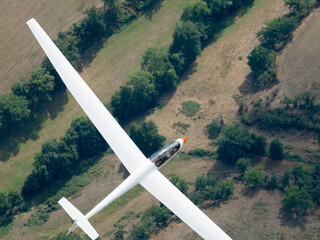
(58, 197, 99, 240)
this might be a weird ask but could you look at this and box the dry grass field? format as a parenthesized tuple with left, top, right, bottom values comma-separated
(278, 9, 320, 103)
(0, 0, 102, 94)
(147, 0, 287, 151)
(2, 0, 320, 239)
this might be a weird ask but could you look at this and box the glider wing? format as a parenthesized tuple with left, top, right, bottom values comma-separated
(26, 18, 149, 173)
(140, 170, 232, 240)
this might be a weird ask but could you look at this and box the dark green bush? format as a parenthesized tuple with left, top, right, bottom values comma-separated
(205, 118, 222, 139)
(269, 139, 284, 160)
(244, 167, 265, 189)
(188, 148, 211, 157)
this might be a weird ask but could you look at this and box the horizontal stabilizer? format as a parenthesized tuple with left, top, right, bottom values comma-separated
(58, 198, 99, 240)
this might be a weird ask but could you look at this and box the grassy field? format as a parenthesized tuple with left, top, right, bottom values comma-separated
(147, 0, 288, 151)
(0, 0, 102, 94)
(277, 8, 320, 102)
(0, 0, 189, 190)
(2, 0, 320, 239)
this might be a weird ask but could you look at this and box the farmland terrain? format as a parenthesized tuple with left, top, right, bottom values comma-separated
(1, 0, 320, 239)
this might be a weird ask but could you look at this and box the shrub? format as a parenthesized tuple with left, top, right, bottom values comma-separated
(205, 118, 222, 139)
(245, 167, 264, 189)
(282, 185, 313, 214)
(188, 148, 211, 157)
(181, 101, 201, 116)
(250, 134, 267, 155)
(141, 46, 178, 94)
(217, 124, 253, 165)
(269, 139, 284, 160)
(169, 21, 202, 71)
(257, 17, 298, 51)
(236, 158, 251, 173)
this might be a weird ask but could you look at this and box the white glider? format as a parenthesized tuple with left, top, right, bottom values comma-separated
(27, 18, 232, 240)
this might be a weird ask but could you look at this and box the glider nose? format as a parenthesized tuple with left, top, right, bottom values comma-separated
(182, 137, 187, 144)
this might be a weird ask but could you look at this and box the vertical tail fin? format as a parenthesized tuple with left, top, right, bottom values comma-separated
(58, 197, 99, 240)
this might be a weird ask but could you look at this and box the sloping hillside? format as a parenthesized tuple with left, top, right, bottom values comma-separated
(2, 0, 320, 239)
(0, 0, 102, 94)
(0, 0, 187, 190)
(278, 9, 320, 103)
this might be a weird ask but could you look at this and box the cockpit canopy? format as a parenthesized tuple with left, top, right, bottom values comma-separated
(149, 141, 181, 168)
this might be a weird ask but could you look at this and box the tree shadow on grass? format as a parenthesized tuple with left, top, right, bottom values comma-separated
(278, 207, 308, 231)
(239, 72, 256, 95)
(143, 0, 164, 20)
(0, 89, 68, 162)
(0, 214, 14, 238)
(77, 40, 105, 71)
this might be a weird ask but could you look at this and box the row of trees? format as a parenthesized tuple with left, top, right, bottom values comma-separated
(22, 117, 108, 196)
(242, 162, 320, 215)
(215, 123, 284, 164)
(240, 92, 320, 133)
(111, 0, 253, 122)
(0, 0, 159, 137)
(247, 0, 316, 89)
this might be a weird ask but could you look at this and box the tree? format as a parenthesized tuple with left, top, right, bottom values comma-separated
(257, 17, 297, 51)
(127, 70, 158, 114)
(24, 67, 55, 105)
(0, 189, 22, 215)
(181, 0, 211, 23)
(250, 134, 266, 155)
(284, 0, 315, 19)
(236, 158, 251, 173)
(269, 139, 284, 160)
(170, 21, 202, 71)
(111, 85, 135, 121)
(245, 167, 264, 189)
(205, 118, 222, 139)
(0, 93, 31, 131)
(112, 70, 158, 122)
(282, 185, 313, 214)
(181, 0, 211, 40)
(217, 124, 253, 164)
(36, 139, 79, 179)
(74, 6, 106, 52)
(141, 47, 179, 93)
(130, 121, 166, 157)
(247, 45, 271, 76)
(63, 117, 108, 158)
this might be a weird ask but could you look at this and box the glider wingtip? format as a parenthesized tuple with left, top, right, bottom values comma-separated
(26, 18, 36, 26)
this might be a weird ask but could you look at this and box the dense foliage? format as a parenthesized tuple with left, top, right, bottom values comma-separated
(0, 189, 22, 215)
(22, 117, 107, 196)
(246, 0, 316, 90)
(281, 163, 320, 214)
(130, 121, 166, 157)
(240, 92, 320, 133)
(205, 118, 222, 139)
(269, 139, 284, 160)
(216, 124, 266, 164)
